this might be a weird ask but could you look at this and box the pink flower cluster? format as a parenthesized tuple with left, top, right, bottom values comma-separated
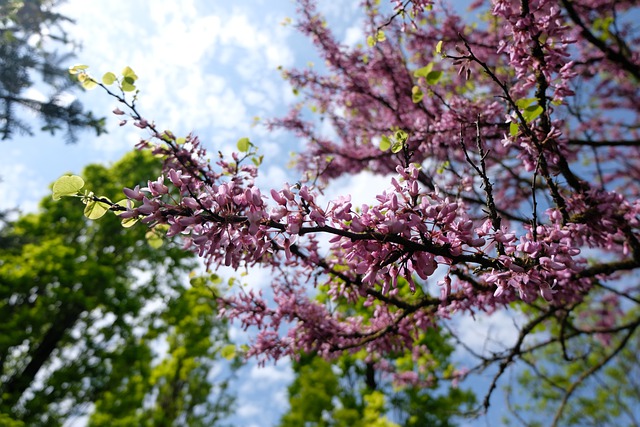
(110, 0, 640, 385)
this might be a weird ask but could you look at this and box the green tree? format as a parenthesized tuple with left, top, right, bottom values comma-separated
(0, 151, 235, 426)
(279, 280, 475, 427)
(0, 0, 105, 142)
(505, 300, 640, 427)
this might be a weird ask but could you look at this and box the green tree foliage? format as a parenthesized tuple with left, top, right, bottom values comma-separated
(0, 0, 105, 142)
(505, 300, 640, 427)
(279, 279, 475, 427)
(0, 151, 235, 426)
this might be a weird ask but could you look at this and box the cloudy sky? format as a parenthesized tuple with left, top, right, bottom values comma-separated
(2, 1, 524, 425)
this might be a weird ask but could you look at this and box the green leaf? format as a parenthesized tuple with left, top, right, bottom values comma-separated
(523, 104, 543, 123)
(221, 344, 237, 360)
(52, 175, 85, 200)
(426, 70, 443, 85)
(376, 30, 386, 42)
(414, 63, 433, 78)
(367, 35, 376, 47)
(411, 86, 424, 103)
(252, 155, 264, 167)
(509, 121, 519, 136)
(379, 135, 391, 151)
(115, 199, 139, 228)
(84, 198, 111, 220)
(394, 129, 408, 143)
(391, 140, 404, 153)
(237, 137, 250, 152)
(82, 78, 98, 90)
(146, 230, 163, 249)
(121, 81, 136, 92)
(176, 137, 186, 145)
(102, 72, 117, 85)
(68, 64, 88, 75)
(516, 97, 537, 109)
(122, 66, 138, 81)
(435, 40, 443, 55)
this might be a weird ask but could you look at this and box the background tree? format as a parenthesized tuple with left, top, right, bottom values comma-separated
(0, 151, 235, 426)
(280, 279, 475, 427)
(56, 0, 640, 424)
(0, 0, 104, 142)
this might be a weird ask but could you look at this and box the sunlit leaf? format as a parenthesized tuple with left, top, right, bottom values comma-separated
(391, 141, 404, 153)
(435, 40, 443, 55)
(411, 86, 424, 103)
(380, 135, 391, 151)
(146, 230, 163, 248)
(81, 77, 98, 90)
(68, 64, 88, 75)
(102, 72, 117, 85)
(510, 121, 519, 136)
(414, 63, 434, 78)
(516, 97, 537, 109)
(237, 137, 250, 152)
(84, 198, 111, 220)
(221, 344, 237, 360)
(52, 175, 84, 200)
(523, 104, 543, 123)
(122, 66, 138, 81)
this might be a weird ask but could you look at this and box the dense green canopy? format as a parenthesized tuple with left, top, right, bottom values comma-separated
(0, 151, 235, 426)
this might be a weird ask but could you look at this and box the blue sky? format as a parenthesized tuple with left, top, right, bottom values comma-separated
(2, 1, 527, 425)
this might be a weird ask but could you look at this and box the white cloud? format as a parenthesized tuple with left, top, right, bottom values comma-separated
(454, 310, 522, 358)
(248, 361, 294, 384)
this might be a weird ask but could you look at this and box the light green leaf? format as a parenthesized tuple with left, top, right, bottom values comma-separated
(252, 155, 264, 167)
(509, 121, 519, 136)
(379, 135, 391, 151)
(52, 175, 85, 200)
(176, 137, 186, 145)
(426, 70, 443, 85)
(102, 72, 117, 85)
(84, 198, 111, 220)
(523, 104, 543, 123)
(435, 40, 443, 55)
(82, 78, 98, 90)
(121, 217, 139, 228)
(516, 97, 537, 109)
(237, 137, 250, 152)
(367, 35, 376, 47)
(146, 230, 163, 248)
(414, 63, 433, 78)
(391, 141, 404, 153)
(68, 64, 88, 75)
(221, 344, 237, 360)
(121, 80, 136, 92)
(122, 66, 138, 81)
(376, 30, 386, 42)
(411, 86, 424, 103)
(115, 199, 139, 228)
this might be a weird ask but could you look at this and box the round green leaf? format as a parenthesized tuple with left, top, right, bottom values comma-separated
(68, 64, 88, 75)
(391, 141, 404, 153)
(237, 137, 250, 152)
(81, 77, 98, 90)
(84, 198, 111, 220)
(122, 66, 138, 81)
(411, 86, 424, 103)
(146, 230, 163, 248)
(52, 175, 85, 200)
(102, 72, 117, 85)
(221, 344, 237, 360)
(121, 81, 136, 92)
(426, 70, 443, 85)
(379, 135, 391, 151)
